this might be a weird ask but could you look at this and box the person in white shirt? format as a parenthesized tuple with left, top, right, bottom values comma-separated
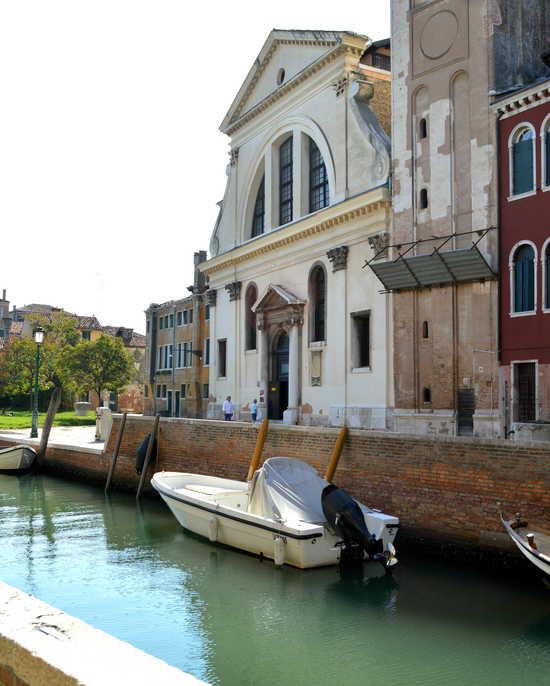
(222, 396, 233, 421)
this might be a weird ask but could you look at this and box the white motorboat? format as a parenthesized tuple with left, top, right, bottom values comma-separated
(151, 457, 399, 569)
(501, 513, 550, 581)
(0, 444, 37, 474)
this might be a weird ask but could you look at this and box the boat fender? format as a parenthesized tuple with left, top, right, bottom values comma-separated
(208, 516, 218, 543)
(274, 536, 285, 567)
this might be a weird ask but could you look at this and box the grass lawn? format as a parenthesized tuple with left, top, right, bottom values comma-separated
(0, 410, 96, 430)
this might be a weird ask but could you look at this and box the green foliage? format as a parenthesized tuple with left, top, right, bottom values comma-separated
(61, 335, 134, 400)
(0, 410, 95, 430)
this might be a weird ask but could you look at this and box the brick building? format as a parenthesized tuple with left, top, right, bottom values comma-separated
(144, 252, 210, 418)
(495, 77, 550, 441)
(367, 0, 550, 439)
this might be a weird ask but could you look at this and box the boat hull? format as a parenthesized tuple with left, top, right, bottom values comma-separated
(502, 517, 550, 580)
(152, 472, 398, 569)
(0, 445, 36, 474)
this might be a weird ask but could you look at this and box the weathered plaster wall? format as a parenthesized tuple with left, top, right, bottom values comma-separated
(390, 0, 500, 436)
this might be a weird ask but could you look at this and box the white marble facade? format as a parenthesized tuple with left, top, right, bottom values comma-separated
(201, 30, 393, 427)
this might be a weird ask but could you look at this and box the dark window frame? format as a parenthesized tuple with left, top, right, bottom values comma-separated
(511, 126, 535, 196)
(245, 284, 258, 350)
(309, 265, 326, 343)
(309, 138, 329, 212)
(279, 136, 293, 225)
(218, 339, 227, 378)
(351, 310, 371, 369)
(251, 177, 265, 237)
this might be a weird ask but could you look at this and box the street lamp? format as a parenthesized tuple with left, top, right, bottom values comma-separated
(30, 326, 44, 439)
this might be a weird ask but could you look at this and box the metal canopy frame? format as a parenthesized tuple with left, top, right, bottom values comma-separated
(364, 228, 497, 292)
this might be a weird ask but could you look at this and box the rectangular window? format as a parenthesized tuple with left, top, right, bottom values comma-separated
(169, 313, 174, 328)
(158, 346, 162, 369)
(181, 383, 186, 398)
(205, 305, 210, 321)
(82, 330, 91, 341)
(203, 384, 209, 399)
(176, 342, 182, 368)
(204, 338, 210, 365)
(351, 311, 370, 369)
(177, 311, 182, 326)
(218, 339, 227, 377)
(156, 384, 161, 398)
(185, 341, 193, 367)
(168, 344, 173, 369)
(279, 136, 293, 225)
(188, 309, 193, 324)
(515, 362, 536, 422)
(162, 384, 167, 398)
(144, 385, 149, 398)
(513, 137, 534, 195)
(159, 318, 164, 331)
(183, 310, 188, 325)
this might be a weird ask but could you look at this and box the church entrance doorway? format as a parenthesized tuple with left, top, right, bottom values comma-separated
(268, 333, 289, 420)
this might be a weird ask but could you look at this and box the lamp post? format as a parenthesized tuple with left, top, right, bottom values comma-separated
(30, 326, 44, 439)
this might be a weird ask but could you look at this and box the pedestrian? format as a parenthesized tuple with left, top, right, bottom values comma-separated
(250, 398, 258, 423)
(222, 395, 233, 421)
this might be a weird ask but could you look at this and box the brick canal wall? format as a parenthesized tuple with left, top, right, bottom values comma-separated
(1, 416, 549, 556)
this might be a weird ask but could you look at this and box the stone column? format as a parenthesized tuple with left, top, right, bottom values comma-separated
(283, 312, 303, 425)
(257, 313, 269, 420)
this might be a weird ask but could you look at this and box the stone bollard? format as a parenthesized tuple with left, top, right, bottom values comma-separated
(96, 407, 113, 442)
(74, 401, 92, 417)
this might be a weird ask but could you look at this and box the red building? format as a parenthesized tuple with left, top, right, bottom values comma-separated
(496, 78, 550, 438)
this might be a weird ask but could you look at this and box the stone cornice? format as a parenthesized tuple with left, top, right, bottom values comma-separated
(224, 41, 365, 136)
(200, 188, 390, 276)
(493, 81, 550, 118)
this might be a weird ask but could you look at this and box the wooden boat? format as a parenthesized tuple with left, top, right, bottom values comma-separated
(151, 457, 399, 570)
(0, 444, 37, 474)
(501, 513, 550, 580)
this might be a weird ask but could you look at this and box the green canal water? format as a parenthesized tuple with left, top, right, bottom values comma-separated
(0, 474, 549, 686)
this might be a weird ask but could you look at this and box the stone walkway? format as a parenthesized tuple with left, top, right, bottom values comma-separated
(0, 425, 104, 453)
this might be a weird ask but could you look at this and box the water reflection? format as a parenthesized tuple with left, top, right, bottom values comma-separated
(1, 474, 549, 686)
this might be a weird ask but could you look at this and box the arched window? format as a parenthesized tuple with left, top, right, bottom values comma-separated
(309, 265, 326, 342)
(251, 178, 265, 237)
(309, 138, 329, 212)
(245, 284, 257, 350)
(420, 188, 429, 209)
(544, 242, 550, 309)
(512, 244, 535, 313)
(510, 125, 535, 196)
(419, 118, 427, 140)
(279, 137, 293, 225)
(542, 117, 550, 189)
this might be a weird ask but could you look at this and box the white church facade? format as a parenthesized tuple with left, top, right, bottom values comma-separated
(201, 29, 393, 428)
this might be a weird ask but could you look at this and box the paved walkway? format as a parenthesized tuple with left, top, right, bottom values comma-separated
(0, 425, 104, 453)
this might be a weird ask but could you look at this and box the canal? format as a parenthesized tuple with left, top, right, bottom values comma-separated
(0, 473, 549, 685)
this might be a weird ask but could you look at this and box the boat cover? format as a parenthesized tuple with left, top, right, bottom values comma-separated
(248, 457, 329, 524)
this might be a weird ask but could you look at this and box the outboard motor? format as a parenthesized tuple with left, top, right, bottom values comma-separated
(322, 484, 387, 568)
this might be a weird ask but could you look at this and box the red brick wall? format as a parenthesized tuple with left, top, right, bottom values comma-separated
(2, 418, 549, 554)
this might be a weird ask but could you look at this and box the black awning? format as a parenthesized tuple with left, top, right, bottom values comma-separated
(366, 230, 497, 292)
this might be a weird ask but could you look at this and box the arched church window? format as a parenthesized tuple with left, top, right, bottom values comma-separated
(309, 265, 326, 343)
(309, 138, 329, 212)
(279, 136, 293, 225)
(251, 177, 265, 238)
(512, 244, 535, 313)
(245, 284, 257, 350)
(510, 125, 535, 196)
(542, 116, 550, 188)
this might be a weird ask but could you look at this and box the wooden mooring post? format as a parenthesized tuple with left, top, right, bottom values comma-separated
(136, 415, 160, 501)
(104, 412, 127, 494)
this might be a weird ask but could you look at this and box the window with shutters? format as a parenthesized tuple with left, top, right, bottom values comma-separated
(511, 243, 536, 314)
(509, 124, 535, 197)
(542, 115, 550, 189)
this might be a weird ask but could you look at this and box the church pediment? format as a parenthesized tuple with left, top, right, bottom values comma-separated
(253, 284, 305, 313)
(220, 29, 368, 133)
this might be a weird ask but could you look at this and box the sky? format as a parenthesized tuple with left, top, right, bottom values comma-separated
(0, 1, 390, 333)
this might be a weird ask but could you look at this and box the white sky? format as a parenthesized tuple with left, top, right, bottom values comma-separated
(0, 1, 390, 333)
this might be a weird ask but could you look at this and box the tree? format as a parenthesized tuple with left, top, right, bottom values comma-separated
(62, 335, 134, 411)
